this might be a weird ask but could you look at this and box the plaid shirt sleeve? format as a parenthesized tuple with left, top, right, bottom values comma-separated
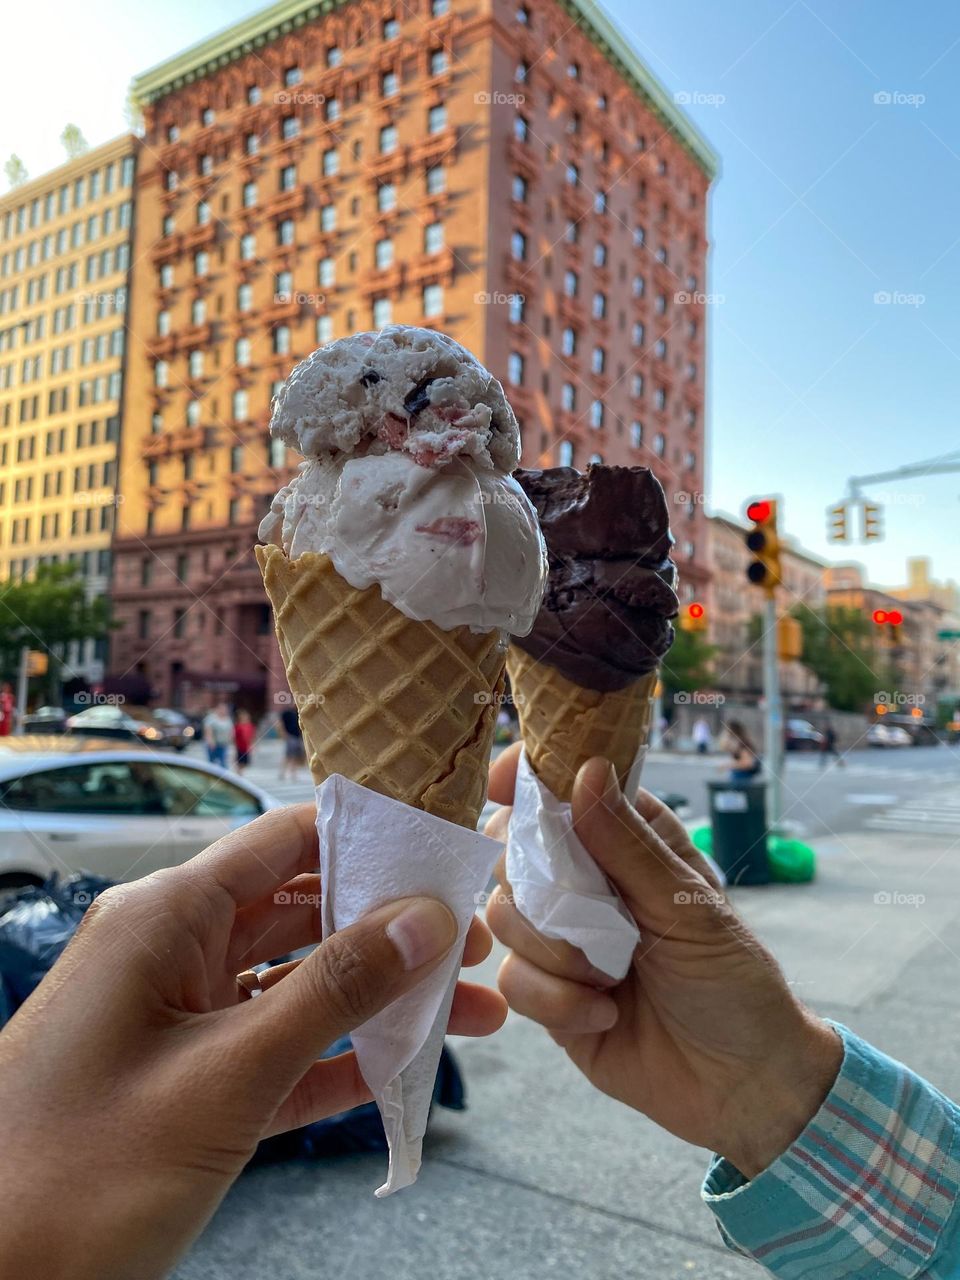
(702, 1023, 960, 1278)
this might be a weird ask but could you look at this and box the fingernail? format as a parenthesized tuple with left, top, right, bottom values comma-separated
(601, 761, 620, 804)
(586, 999, 619, 1031)
(386, 899, 457, 971)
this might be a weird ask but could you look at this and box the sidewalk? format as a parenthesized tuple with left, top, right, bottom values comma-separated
(174, 812, 960, 1278)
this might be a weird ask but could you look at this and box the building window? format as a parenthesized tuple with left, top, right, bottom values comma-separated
(247, 84, 261, 105)
(372, 297, 392, 328)
(558, 440, 574, 467)
(378, 182, 397, 212)
(188, 350, 204, 380)
(194, 251, 209, 277)
(197, 200, 210, 225)
(325, 98, 340, 122)
(284, 65, 301, 87)
(632, 373, 644, 397)
(595, 191, 608, 214)
(512, 174, 528, 203)
(653, 432, 666, 456)
(508, 294, 524, 324)
(561, 382, 575, 411)
(375, 238, 394, 269)
(511, 230, 527, 261)
(187, 400, 201, 426)
(381, 70, 399, 97)
(632, 322, 644, 347)
(424, 222, 443, 254)
(561, 327, 576, 357)
(276, 269, 293, 299)
(232, 390, 249, 421)
(317, 314, 334, 343)
(563, 269, 578, 297)
(379, 124, 398, 154)
(383, 16, 400, 38)
(276, 218, 295, 247)
(235, 337, 251, 366)
(157, 310, 170, 336)
(237, 284, 253, 312)
(567, 61, 580, 79)
(280, 165, 296, 191)
(431, 0, 449, 15)
(633, 274, 645, 297)
(594, 242, 608, 267)
(191, 298, 207, 326)
(282, 116, 300, 141)
(655, 339, 667, 359)
(320, 204, 337, 232)
(634, 225, 646, 246)
(327, 44, 342, 67)
(318, 256, 335, 287)
(428, 104, 447, 134)
(684, 450, 696, 470)
(591, 346, 605, 374)
(245, 133, 259, 155)
(590, 400, 604, 429)
(514, 115, 529, 142)
(631, 421, 643, 448)
(422, 283, 444, 317)
(425, 165, 445, 196)
(655, 387, 666, 411)
(507, 351, 524, 385)
(565, 163, 579, 187)
(154, 361, 168, 389)
(430, 49, 448, 76)
(243, 182, 257, 208)
(274, 325, 291, 355)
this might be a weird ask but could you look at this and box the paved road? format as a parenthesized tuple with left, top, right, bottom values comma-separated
(228, 737, 960, 841)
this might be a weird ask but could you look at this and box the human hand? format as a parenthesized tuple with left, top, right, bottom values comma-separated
(0, 804, 505, 1280)
(485, 744, 842, 1178)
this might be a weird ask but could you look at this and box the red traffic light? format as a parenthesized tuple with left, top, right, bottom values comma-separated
(746, 500, 772, 523)
(873, 610, 888, 625)
(888, 609, 903, 626)
(688, 602, 705, 619)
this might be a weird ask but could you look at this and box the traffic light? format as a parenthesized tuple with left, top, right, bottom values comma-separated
(863, 502, 883, 541)
(777, 616, 803, 660)
(827, 503, 848, 542)
(873, 608, 903, 643)
(744, 498, 781, 595)
(680, 601, 708, 632)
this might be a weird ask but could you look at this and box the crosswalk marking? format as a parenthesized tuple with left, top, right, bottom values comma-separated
(865, 790, 960, 838)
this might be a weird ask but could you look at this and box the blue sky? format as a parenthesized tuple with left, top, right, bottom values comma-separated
(3, 0, 958, 590)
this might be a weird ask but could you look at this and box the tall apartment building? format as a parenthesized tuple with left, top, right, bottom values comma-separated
(110, 0, 716, 710)
(0, 136, 136, 684)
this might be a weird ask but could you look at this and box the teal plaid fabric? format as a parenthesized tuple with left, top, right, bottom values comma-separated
(703, 1024, 960, 1277)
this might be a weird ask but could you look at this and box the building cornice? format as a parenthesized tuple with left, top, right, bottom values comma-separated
(131, 0, 718, 178)
(0, 134, 136, 214)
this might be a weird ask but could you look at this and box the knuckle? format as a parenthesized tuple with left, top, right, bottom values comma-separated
(312, 934, 378, 1026)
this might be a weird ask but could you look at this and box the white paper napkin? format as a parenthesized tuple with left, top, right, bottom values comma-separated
(316, 774, 502, 1197)
(505, 749, 640, 981)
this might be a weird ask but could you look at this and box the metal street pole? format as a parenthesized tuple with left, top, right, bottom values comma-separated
(763, 595, 783, 829)
(15, 646, 29, 736)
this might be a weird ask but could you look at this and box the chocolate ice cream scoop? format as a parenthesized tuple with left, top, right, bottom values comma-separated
(511, 465, 679, 691)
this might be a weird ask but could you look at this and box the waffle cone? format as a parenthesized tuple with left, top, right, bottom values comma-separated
(257, 544, 505, 828)
(506, 645, 657, 802)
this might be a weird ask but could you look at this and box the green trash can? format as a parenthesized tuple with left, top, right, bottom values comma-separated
(707, 780, 769, 886)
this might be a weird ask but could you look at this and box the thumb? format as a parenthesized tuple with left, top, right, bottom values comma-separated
(239, 896, 458, 1088)
(571, 759, 706, 928)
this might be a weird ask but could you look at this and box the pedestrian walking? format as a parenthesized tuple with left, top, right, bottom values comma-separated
(278, 701, 306, 781)
(692, 715, 712, 755)
(233, 709, 255, 774)
(820, 720, 844, 768)
(202, 701, 233, 769)
(0, 682, 15, 736)
(722, 719, 761, 783)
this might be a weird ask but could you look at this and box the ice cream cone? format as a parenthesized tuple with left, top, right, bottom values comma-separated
(506, 645, 657, 803)
(257, 543, 506, 829)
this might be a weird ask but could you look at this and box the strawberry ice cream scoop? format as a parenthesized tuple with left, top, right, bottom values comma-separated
(259, 327, 546, 635)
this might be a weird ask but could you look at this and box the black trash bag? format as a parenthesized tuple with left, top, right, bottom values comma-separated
(0, 872, 114, 1022)
(249, 1034, 466, 1165)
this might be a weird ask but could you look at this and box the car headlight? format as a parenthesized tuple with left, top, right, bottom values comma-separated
(183, 726, 195, 738)
(142, 727, 161, 740)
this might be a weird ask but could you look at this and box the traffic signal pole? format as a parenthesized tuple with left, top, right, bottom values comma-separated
(15, 646, 29, 736)
(762, 595, 784, 829)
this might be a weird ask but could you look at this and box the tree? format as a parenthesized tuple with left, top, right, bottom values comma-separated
(123, 90, 144, 136)
(60, 124, 89, 160)
(660, 625, 718, 697)
(792, 604, 893, 713)
(0, 564, 113, 697)
(4, 155, 28, 189)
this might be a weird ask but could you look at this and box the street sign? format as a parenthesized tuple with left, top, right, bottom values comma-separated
(26, 651, 48, 676)
(938, 630, 960, 641)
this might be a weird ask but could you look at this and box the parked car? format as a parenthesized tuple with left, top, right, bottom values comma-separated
(785, 719, 825, 752)
(66, 705, 182, 748)
(20, 706, 68, 735)
(866, 722, 913, 748)
(0, 739, 281, 893)
(141, 707, 196, 751)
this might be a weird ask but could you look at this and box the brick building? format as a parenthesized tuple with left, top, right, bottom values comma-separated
(0, 136, 137, 684)
(707, 513, 826, 705)
(109, 0, 716, 711)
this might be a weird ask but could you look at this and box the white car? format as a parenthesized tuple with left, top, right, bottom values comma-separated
(0, 738, 282, 892)
(866, 722, 913, 748)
